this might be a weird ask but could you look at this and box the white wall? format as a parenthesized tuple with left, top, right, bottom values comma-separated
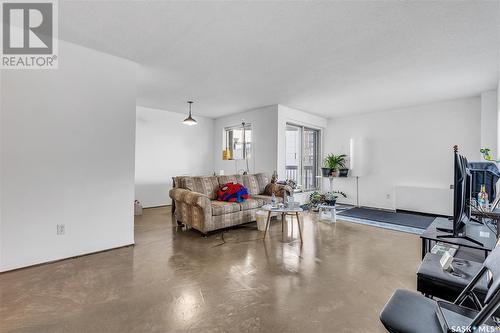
(0, 70, 2, 267)
(214, 105, 278, 176)
(498, 81, 500, 153)
(213, 104, 327, 181)
(135, 106, 215, 207)
(325, 97, 481, 214)
(480, 90, 498, 157)
(0, 41, 136, 272)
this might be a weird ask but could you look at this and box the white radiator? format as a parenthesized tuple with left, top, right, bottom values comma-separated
(395, 186, 452, 216)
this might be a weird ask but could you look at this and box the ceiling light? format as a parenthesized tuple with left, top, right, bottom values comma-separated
(182, 101, 198, 126)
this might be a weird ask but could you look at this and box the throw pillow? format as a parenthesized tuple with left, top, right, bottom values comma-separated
(217, 182, 249, 203)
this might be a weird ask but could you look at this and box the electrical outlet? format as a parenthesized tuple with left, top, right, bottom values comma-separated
(386, 194, 391, 199)
(57, 224, 65, 235)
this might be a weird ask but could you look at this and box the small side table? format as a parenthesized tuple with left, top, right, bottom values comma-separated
(261, 204, 304, 243)
(471, 208, 500, 240)
(318, 204, 336, 223)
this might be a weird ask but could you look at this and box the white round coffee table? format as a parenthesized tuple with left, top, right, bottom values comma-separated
(261, 204, 304, 243)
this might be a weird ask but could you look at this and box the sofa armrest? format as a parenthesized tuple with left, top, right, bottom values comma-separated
(169, 188, 211, 211)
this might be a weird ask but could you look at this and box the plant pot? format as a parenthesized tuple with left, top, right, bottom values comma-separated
(330, 169, 338, 177)
(338, 168, 349, 177)
(321, 167, 331, 177)
(324, 199, 337, 206)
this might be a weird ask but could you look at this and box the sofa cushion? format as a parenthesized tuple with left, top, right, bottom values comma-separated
(250, 194, 283, 204)
(240, 175, 258, 195)
(217, 175, 243, 185)
(239, 198, 264, 211)
(173, 176, 191, 189)
(241, 173, 268, 195)
(211, 200, 241, 216)
(183, 176, 220, 200)
(254, 173, 270, 194)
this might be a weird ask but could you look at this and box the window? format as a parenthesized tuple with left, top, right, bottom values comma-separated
(223, 123, 252, 160)
(285, 124, 320, 191)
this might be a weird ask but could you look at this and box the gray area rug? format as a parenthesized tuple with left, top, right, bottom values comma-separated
(338, 207, 436, 229)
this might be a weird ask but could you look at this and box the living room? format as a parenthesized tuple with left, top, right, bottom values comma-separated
(1, 1, 500, 332)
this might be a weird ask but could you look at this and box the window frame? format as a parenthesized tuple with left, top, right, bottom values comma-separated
(223, 123, 252, 160)
(285, 122, 321, 192)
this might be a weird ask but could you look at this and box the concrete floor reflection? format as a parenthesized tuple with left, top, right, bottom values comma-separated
(0, 206, 420, 333)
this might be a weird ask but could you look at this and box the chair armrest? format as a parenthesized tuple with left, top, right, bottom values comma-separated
(169, 188, 211, 210)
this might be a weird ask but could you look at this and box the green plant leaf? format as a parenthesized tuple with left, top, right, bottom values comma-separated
(323, 153, 347, 170)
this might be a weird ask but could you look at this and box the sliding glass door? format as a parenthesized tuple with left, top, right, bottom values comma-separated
(285, 124, 320, 191)
(303, 127, 319, 190)
(285, 125, 301, 186)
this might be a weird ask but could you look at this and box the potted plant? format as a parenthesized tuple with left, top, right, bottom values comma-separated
(321, 156, 332, 177)
(323, 191, 347, 206)
(324, 192, 337, 206)
(305, 190, 347, 210)
(307, 191, 322, 211)
(324, 154, 347, 177)
(338, 168, 349, 177)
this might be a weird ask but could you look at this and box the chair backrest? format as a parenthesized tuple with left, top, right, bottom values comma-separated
(490, 195, 500, 211)
(482, 245, 500, 304)
(461, 246, 500, 330)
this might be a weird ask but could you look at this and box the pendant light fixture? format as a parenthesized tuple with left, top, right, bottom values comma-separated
(182, 101, 197, 126)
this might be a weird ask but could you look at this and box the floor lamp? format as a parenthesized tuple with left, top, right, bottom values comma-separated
(355, 176, 360, 207)
(350, 138, 366, 208)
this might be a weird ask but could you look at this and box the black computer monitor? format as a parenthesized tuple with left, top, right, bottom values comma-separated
(436, 145, 483, 246)
(452, 153, 467, 233)
(465, 168, 473, 221)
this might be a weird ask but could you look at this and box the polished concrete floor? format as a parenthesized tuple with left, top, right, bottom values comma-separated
(1, 207, 421, 333)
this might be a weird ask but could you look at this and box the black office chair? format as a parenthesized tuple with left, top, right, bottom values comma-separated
(380, 246, 500, 333)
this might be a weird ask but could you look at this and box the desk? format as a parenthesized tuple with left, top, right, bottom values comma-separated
(420, 217, 497, 259)
(471, 208, 500, 239)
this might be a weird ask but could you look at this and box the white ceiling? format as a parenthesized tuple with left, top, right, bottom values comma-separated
(60, 1, 500, 118)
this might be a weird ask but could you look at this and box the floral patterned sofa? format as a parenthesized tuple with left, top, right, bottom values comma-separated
(169, 173, 291, 234)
